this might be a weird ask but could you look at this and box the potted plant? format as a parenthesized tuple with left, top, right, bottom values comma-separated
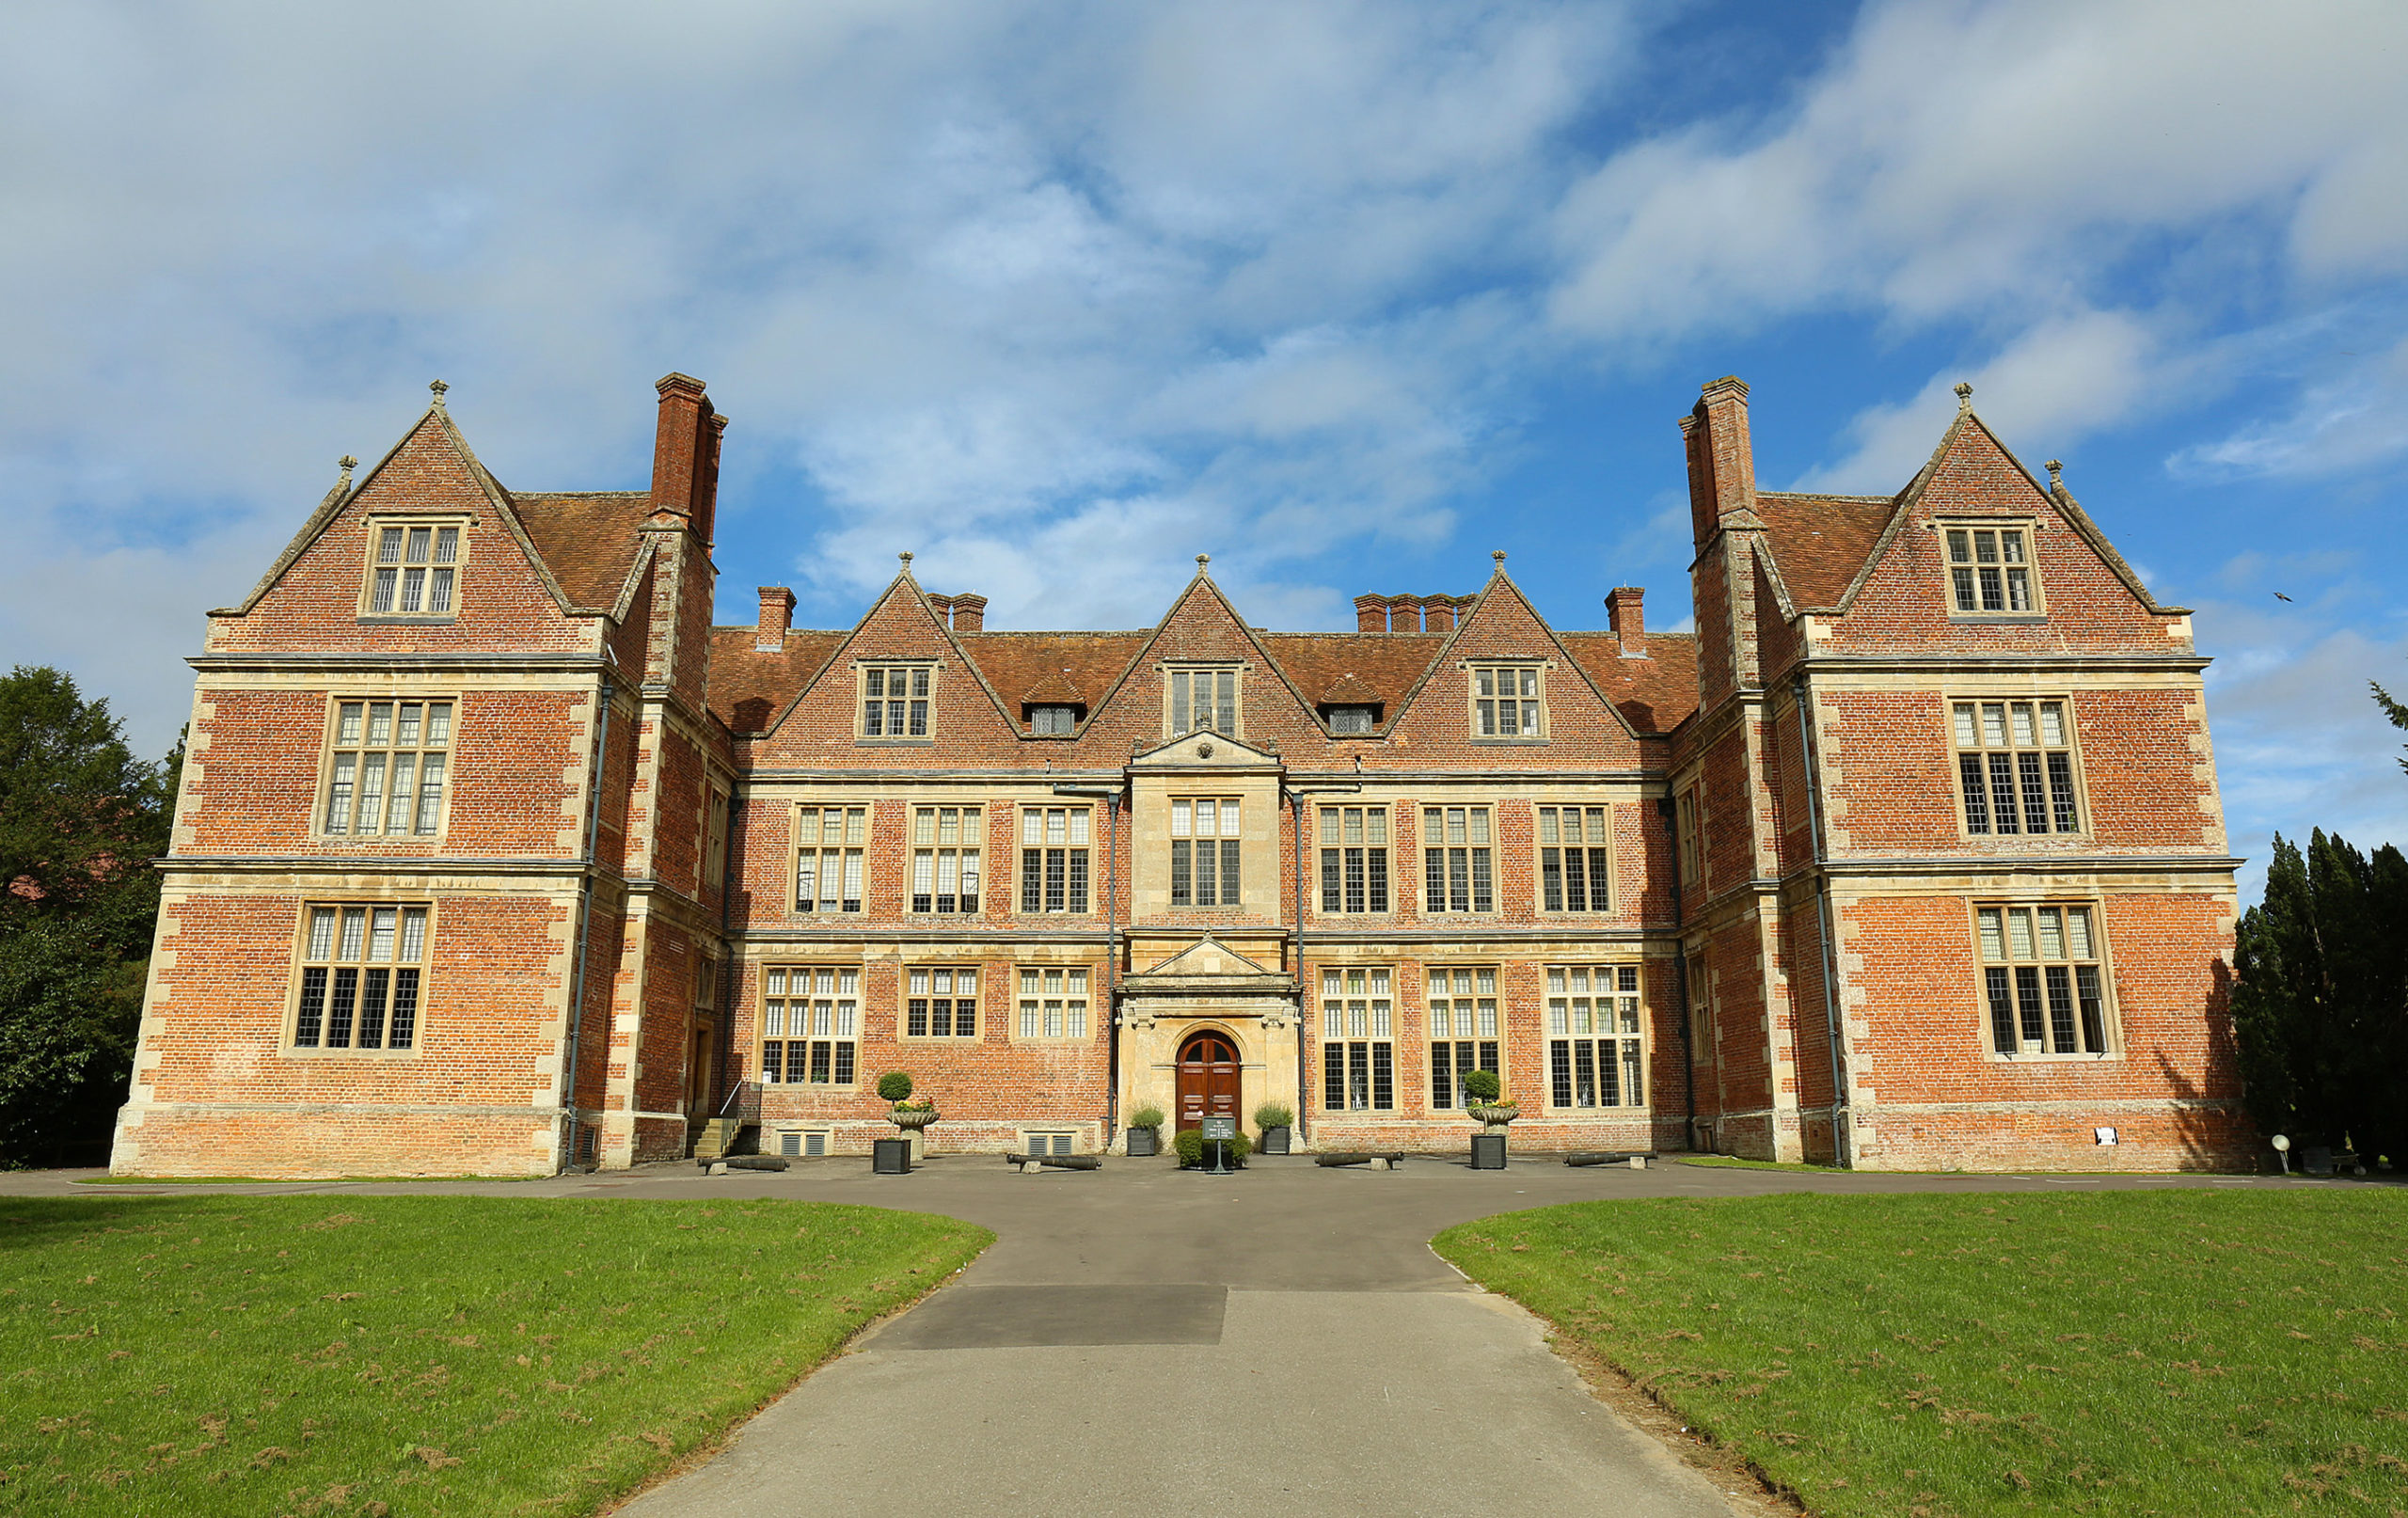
(1462, 1068, 1514, 1169)
(878, 1070, 937, 1168)
(1172, 1127, 1252, 1170)
(1255, 1100, 1295, 1156)
(1126, 1104, 1165, 1157)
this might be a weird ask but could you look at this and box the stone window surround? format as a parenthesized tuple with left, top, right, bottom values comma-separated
(355, 514, 470, 623)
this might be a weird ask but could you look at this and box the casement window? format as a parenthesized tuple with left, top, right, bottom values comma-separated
(1471, 665, 1545, 738)
(904, 966, 978, 1038)
(1547, 965, 1644, 1109)
(292, 904, 427, 1052)
(1016, 967, 1090, 1039)
(1977, 905, 2112, 1056)
(911, 805, 982, 913)
(1321, 967, 1395, 1112)
(1944, 523, 2039, 615)
(1421, 805, 1494, 913)
(761, 966, 858, 1084)
(1325, 705, 1376, 735)
(324, 700, 451, 837)
(860, 664, 932, 739)
(1028, 704, 1079, 735)
(1170, 798, 1241, 908)
(1954, 699, 2082, 836)
(1318, 805, 1390, 914)
(796, 806, 867, 913)
(362, 520, 464, 618)
(703, 784, 730, 889)
(1428, 966, 1500, 1109)
(1167, 666, 1239, 735)
(1675, 787, 1703, 888)
(1019, 806, 1091, 914)
(1538, 804, 1612, 912)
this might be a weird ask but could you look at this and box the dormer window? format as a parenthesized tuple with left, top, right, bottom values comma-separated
(361, 519, 465, 619)
(1324, 705, 1377, 735)
(1027, 704, 1081, 735)
(1943, 522, 2041, 616)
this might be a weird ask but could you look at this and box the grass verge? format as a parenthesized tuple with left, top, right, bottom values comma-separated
(1435, 1190, 2408, 1516)
(1675, 1155, 1848, 1173)
(2, 1195, 988, 1516)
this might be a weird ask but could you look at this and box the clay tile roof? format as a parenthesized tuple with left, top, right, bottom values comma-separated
(705, 627, 848, 734)
(1316, 671, 1383, 706)
(509, 491, 655, 609)
(956, 632, 1151, 714)
(1022, 669, 1085, 704)
(1751, 492, 1900, 609)
(1255, 634, 1447, 708)
(1556, 631, 1701, 735)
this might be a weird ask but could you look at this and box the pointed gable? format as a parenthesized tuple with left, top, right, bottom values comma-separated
(1071, 567, 1327, 757)
(208, 400, 591, 656)
(1380, 561, 1645, 767)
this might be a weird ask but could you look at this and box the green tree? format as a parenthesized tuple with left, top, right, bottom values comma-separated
(2228, 829, 2408, 1164)
(0, 667, 174, 1166)
(2376, 679, 2408, 777)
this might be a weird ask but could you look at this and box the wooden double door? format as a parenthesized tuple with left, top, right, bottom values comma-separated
(1175, 1031, 1241, 1132)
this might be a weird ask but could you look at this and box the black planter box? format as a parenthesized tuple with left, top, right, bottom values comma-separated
(872, 1137, 912, 1175)
(1259, 1126, 1291, 1155)
(1470, 1133, 1508, 1170)
(1127, 1127, 1159, 1157)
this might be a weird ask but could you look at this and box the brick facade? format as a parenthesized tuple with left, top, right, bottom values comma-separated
(109, 373, 2247, 1178)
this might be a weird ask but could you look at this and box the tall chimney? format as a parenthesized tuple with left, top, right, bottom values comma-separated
(1386, 594, 1423, 633)
(1682, 375, 1755, 549)
(1354, 594, 1388, 633)
(651, 373, 717, 534)
(756, 586, 796, 652)
(951, 593, 987, 632)
(1606, 586, 1646, 656)
(1424, 596, 1458, 633)
(925, 593, 953, 625)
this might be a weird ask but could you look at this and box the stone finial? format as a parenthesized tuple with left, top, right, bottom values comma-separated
(1196, 554, 1211, 573)
(430, 379, 450, 407)
(899, 551, 913, 567)
(1954, 381, 1972, 412)
(2046, 459, 2064, 491)
(1492, 549, 1508, 566)
(338, 455, 357, 489)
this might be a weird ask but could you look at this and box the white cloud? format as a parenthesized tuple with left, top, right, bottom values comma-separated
(2168, 332, 2408, 480)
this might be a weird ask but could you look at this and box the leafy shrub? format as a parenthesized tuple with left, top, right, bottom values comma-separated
(1172, 1128, 1252, 1168)
(875, 1070, 914, 1104)
(1128, 1104, 1165, 1129)
(1254, 1101, 1294, 1131)
(1461, 1067, 1501, 1102)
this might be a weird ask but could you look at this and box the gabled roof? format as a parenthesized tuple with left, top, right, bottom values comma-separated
(1256, 634, 1446, 717)
(1751, 492, 1900, 610)
(511, 492, 655, 611)
(705, 627, 848, 734)
(957, 631, 1150, 714)
(1557, 632, 1700, 735)
(1315, 671, 1383, 706)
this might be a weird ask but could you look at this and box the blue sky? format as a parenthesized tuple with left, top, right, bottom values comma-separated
(5, 0, 2404, 895)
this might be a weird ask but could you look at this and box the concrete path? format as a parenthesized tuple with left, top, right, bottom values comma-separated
(19, 1159, 2330, 1517)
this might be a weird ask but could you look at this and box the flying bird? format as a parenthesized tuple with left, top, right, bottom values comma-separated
(2273, 592, 2292, 602)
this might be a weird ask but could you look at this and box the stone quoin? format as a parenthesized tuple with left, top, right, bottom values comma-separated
(108, 372, 2247, 1178)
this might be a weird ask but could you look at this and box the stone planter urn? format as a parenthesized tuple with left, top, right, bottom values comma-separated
(889, 1103, 938, 1161)
(1467, 1101, 1521, 1135)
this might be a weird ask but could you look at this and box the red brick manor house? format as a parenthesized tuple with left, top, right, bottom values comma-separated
(109, 372, 2247, 1177)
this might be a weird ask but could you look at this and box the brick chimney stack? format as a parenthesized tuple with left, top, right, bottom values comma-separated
(650, 373, 723, 543)
(1425, 596, 1458, 633)
(756, 586, 795, 652)
(951, 593, 987, 632)
(1354, 594, 1388, 633)
(1606, 586, 1646, 656)
(1681, 375, 1756, 549)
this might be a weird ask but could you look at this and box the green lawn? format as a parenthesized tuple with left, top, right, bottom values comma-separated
(1435, 1189, 2408, 1517)
(1, 1195, 989, 1516)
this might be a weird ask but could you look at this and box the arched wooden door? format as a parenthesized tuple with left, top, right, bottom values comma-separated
(1176, 1032, 1241, 1132)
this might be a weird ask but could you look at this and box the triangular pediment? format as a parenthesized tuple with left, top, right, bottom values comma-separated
(1127, 934, 1283, 983)
(1129, 726, 1282, 770)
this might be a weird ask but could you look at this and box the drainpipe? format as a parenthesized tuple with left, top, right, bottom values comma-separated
(1792, 673, 1851, 1167)
(1053, 783, 1123, 1148)
(1285, 783, 1361, 1149)
(559, 678, 614, 1173)
(712, 776, 742, 1115)
(1656, 795, 1695, 1150)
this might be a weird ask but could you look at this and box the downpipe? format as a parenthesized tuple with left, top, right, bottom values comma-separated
(559, 678, 613, 1173)
(1793, 674, 1851, 1168)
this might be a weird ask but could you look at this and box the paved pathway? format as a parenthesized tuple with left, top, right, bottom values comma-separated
(19, 1159, 2322, 1517)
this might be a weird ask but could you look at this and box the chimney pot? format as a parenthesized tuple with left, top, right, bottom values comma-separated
(1386, 594, 1423, 634)
(1424, 596, 1458, 633)
(1606, 586, 1646, 656)
(650, 372, 719, 542)
(756, 585, 796, 652)
(951, 593, 987, 632)
(1685, 375, 1756, 550)
(1354, 594, 1389, 634)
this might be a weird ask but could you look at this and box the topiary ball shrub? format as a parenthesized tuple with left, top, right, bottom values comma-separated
(876, 1070, 915, 1104)
(1128, 1104, 1165, 1130)
(1460, 1067, 1501, 1103)
(1172, 1128, 1251, 1169)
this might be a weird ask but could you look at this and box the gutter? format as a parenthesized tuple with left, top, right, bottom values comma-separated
(559, 678, 614, 1173)
(1792, 673, 1852, 1168)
